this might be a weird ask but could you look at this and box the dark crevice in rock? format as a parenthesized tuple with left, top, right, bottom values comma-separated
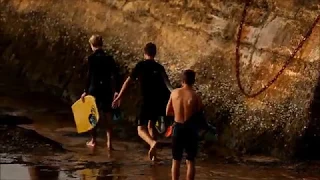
(0, 115, 33, 126)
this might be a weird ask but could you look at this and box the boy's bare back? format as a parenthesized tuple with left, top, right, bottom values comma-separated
(167, 69, 200, 180)
(168, 87, 202, 124)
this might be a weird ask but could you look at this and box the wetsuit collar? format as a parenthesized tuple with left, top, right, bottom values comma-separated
(144, 58, 155, 61)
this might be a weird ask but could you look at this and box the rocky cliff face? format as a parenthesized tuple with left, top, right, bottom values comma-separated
(0, 0, 319, 158)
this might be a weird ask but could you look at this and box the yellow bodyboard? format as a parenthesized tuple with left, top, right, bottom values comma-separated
(71, 95, 100, 133)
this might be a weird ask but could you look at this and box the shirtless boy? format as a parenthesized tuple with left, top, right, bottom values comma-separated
(81, 35, 120, 150)
(166, 70, 203, 180)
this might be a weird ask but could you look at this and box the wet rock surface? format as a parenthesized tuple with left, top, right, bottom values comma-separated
(0, 0, 319, 159)
(0, 125, 65, 154)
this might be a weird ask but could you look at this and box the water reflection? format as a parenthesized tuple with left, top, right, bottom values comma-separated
(28, 165, 60, 180)
(0, 164, 69, 180)
(96, 166, 122, 180)
(96, 166, 114, 180)
(80, 166, 120, 180)
(2, 158, 320, 180)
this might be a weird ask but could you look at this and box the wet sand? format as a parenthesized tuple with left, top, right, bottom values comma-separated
(1, 93, 320, 179)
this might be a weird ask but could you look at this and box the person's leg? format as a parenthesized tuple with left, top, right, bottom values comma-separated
(147, 120, 158, 161)
(137, 125, 156, 146)
(171, 126, 183, 180)
(87, 91, 98, 147)
(185, 160, 195, 180)
(172, 160, 181, 180)
(87, 127, 97, 147)
(148, 119, 158, 141)
(104, 111, 113, 150)
(138, 104, 158, 160)
(137, 125, 157, 160)
(99, 88, 114, 150)
(185, 130, 198, 180)
(87, 103, 99, 147)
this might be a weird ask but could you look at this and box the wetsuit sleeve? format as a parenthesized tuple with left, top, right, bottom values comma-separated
(84, 56, 92, 93)
(160, 66, 174, 92)
(129, 62, 142, 80)
(109, 56, 121, 92)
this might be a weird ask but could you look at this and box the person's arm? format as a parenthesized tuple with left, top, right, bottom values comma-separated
(160, 66, 174, 92)
(166, 92, 174, 116)
(116, 76, 131, 100)
(161, 71, 174, 92)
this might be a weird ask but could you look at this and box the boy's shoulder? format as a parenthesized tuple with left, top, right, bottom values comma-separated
(135, 60, 163, 68)
(171, 88, 183, 94)
(154, 61, 165, 69)
(135, 60, 146, 66)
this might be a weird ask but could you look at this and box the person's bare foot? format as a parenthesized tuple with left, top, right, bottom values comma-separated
(148, 141, 157, 161)
(151, 156, 161, 162)
(86, 140, 96, 148)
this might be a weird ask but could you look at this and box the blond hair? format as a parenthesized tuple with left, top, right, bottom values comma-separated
(89, 34, 103, 48)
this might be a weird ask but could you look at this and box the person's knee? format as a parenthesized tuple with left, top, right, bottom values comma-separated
(186, 152, 197, 162)
(172, 160, 181, 169)
(137, 126, 148, 134)
(186, 158, 196, 165)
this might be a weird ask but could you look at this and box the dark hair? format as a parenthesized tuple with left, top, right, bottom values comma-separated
(144, 42, 157, 57)
(182, 69, 196, 85)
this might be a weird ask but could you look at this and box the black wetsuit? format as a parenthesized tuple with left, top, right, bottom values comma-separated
(172, 113, 201, 161)
(84, 49, 120, 113)
(130, 59, 170, 126)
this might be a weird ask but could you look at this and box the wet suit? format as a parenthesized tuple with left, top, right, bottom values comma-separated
(84, 49, 120, 112)
(130, 60, 170, 126)
(172, 112, 202, 161)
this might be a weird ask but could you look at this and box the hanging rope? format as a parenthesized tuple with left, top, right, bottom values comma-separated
(236, 0, 320, 98)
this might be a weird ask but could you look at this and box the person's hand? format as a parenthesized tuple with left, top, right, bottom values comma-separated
(113, 92, 119, 99)
(81, 92, 86, 102)
(112, 94, 121, 108)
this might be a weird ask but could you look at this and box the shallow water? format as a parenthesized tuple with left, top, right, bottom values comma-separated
(2, 157, 320, 180)
(1, 131, 320, 180)
(1, 91, 320, 179)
